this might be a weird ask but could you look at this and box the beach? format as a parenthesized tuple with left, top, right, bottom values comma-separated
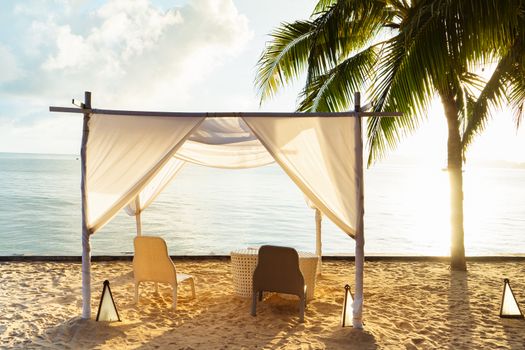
(1, 259, 524, 349)
(2, 0, 525, 348)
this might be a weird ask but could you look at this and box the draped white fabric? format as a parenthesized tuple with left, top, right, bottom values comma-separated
(175, 117, 274, 168)
(243, 116, 359, 237)
(124, 157, 186, 216)
(124, 117, 274, 217)
(187, 117, 259, 144)
(121, 115, 359, 237)
(85, 114, 204, 232)
(175, 139, 274, 168)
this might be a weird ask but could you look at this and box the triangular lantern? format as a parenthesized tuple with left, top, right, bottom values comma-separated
(341, 284, 354, 327)
(96, 280, 121, 322)
(500, 278, 524, 319)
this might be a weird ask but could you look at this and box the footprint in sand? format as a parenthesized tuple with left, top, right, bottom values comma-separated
(396, 321, 414, 331)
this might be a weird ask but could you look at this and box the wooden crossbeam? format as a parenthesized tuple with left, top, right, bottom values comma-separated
(49, 106, 402, 118)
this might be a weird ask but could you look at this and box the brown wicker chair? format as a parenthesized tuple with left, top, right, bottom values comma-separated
(251, 245, 307, 322)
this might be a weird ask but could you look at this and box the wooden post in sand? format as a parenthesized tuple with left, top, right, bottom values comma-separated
(353, 91, 365, 329)
(80, 91, 92, 319)
(315, 208, 322, 275)
(135, 196, 142, 236)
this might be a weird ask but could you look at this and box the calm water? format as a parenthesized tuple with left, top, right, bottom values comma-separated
(0, 152, 524, 256)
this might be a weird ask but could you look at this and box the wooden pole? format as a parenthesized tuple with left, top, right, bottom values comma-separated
(353, 91, 365, 329)
(81, 91, 92, 319)
(315, 208, 322, 276)
(135, 196, 142, 236)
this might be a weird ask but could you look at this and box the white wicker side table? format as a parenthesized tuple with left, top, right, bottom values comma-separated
(230, 248, 318, 301)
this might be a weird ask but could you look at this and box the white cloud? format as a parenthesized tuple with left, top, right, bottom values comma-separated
(35, 0, 252, 108)
(0, 0, 254, 153)
(0, 45, 23, 83)
(42, 26, 91, 70)
(41, 0, 184, 71)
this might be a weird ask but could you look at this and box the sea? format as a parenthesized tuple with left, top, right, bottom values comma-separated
(0, 152, 524, 256)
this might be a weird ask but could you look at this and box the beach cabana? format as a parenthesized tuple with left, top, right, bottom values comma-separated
(50, 91, 400, 328)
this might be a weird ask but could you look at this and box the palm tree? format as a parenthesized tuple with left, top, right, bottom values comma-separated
(255, 0, 525, 270)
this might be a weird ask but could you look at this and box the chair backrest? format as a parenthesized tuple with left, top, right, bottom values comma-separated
(133, 236, 177, 285)
(253, 245, 304, 296)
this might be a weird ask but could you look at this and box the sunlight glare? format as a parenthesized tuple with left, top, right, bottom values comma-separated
(404, 169, 450, 256)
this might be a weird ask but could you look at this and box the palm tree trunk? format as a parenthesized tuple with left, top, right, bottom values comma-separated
(440, 92, 467, 271)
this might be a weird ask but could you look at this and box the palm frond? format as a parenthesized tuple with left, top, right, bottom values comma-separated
(297, 46, 377, 112)
(505, 35, 525, 128)
(366, 8, 449, 164)
(312, 0, 338, 15)
(255, 20, 315, 104)
(305, 0, 391, 86)
(447, 0, 522, 64)
(508, 76, 525, 128)
(462, 35, 525, 150)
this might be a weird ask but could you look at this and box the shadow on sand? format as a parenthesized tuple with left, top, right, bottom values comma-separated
(502, 319, 525, 350)
(127, 291, 378, 349)
(323, 327, 377, 350)
(447, 270, 473, 349)
(30, 317, 140, 349)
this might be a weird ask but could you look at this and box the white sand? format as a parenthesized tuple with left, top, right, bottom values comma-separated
(1, 260, 524, 349)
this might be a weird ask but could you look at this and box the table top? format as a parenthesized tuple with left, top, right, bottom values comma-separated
(231, 248, 317, 259)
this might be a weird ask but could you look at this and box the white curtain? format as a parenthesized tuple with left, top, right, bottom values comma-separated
(124, 117, 274, 217)
(243, 116, 359, 237)
(124, 157, 186, 216)
(88, 114, 358, 237)
(175, 117, 274, 168)
(85, 114, 204, 232)
(175, 139, 273, 168)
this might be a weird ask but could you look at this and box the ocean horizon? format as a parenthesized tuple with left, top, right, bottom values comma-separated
(1, 152, 524, 257)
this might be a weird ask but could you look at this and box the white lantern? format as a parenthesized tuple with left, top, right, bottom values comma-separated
(500, 278, 523, 318)
(341, 284, 354, 327)
(96, 280, 121, 322)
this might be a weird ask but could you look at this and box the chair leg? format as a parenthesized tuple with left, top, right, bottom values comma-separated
(189, 278, 196, 299)
(299, 294, 305, 323)
(251, 290, 257, 316)
(258, 291, 263, 301)
(134, 282, 139, 304)
(172, 285, 178, 310)
(304, 285, 308, 309)
(155, 282, 159, 294)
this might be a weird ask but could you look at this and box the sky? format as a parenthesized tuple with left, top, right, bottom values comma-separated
(0, 0, 524, 166)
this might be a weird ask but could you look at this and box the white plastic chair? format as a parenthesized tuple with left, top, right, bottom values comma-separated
(133, 236, 195, 309)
